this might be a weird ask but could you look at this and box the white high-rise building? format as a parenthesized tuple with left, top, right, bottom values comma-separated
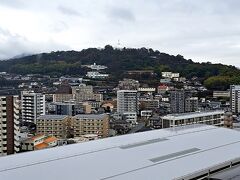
(230, 85, 240, 114)
(117, 90, 138, 124)
(0, 96, 20, 156)
(21, 91, 46, 123)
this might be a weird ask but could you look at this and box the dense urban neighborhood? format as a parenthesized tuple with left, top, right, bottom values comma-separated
(0, 56, 239, 156)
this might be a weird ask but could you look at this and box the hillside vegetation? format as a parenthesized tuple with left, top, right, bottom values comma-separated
(0, 45, 240, 90)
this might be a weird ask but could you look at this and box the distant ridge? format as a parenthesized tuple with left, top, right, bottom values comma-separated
(0, 45, 239, 90)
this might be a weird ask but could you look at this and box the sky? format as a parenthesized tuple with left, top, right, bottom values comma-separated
(0, 0, 240, 67)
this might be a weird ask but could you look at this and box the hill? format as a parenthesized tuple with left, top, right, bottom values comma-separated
(0, 45, 240, 90)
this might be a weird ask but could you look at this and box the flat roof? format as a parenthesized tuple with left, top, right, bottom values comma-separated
(1, 125, 240, 180)
(161, 110, 224, 121)
(74, 114, 107, 120)
(37, 115, 68, 120)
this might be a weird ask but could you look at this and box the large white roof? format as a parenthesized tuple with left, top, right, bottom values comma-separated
(1, 124, 240, 180)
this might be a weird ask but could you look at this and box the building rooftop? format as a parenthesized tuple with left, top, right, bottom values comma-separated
(74, 114, 107, 120)
(1, 125, 240, 180)
(37, 115, 68, 120)
(44, 137, 58, 144)
(34, 143, 48, 150)
(161, 110, 224, 121)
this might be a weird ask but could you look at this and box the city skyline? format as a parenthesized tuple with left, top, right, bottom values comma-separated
(1, 0, 240, 67)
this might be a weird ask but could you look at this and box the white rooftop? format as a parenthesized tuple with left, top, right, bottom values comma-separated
(161, 110, 224, 121)
(1, 125, 240, 180)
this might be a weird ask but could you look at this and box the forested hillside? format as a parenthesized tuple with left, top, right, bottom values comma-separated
(0, 45, 240, 90)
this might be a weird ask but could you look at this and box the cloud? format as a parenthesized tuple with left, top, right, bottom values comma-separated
(107, 6, 135, 22)
(50, 21, 69, 32)
(0, 0, 25, 9)
(58, 6, 81, 16)
(0, 27, 70, 60)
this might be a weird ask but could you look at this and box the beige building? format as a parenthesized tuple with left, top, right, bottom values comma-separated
(73, 114, 109, 138)
(53, 83, 103, 103)
(53, 94, 74, 102)
(36, 114, 109, 139)
(36, 115, 72, 138)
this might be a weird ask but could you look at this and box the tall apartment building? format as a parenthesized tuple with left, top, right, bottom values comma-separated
(230, 85, 240, 114)
(117, 90, 138, 123)
(170, 91, 185, 113)
(21, 91, 46, 123)
(185, 97, 198, 112)
(0, 96, 20, 156)
(170, 91, 198, 113)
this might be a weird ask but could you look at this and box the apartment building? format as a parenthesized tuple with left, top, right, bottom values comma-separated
(117, 79, 140, 90)
(161, 110, 224, 128)
(36, 115, 72, 138)
(53, 84, 103, 103)
(185, 97, 198, 112)
(73, 114, 109, 138)
(21, 91, 46, 123)
(53, 94, 74, 102)
(170, 90, 185, 113)
(213, 91, 230, 98)
(36, 114, 109, 138)
(230, 85, 240, 114)
(0, 96, 20, 156)
(117, 90, 138, 123)
(139, 99, 159, 110)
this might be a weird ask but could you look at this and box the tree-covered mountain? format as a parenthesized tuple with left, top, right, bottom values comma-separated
(0, 45, 240, 90)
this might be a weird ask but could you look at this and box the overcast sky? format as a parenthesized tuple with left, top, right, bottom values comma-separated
(0, 0, 240, 67)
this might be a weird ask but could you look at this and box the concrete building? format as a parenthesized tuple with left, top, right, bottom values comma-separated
(21, 91, 46, 123)
(86, 71, 109, 79)
(161, 110, 224, 128)
(230, 85, 240, 114)
(36, 115, 72, 139)
(139, 99, 159, 110)
(71, 83, 93, 94)
(37, 114, 109, 138)
(137, 87, 155, 93)
(72, 84, 103, 102)
(117, 90, 138, 123)
(54, 102, 76, 116)
(0, 96, 20, 156)
(213, 91, 230, 98)
(162, 71, 180, 78)
(53, 84, 103, 103)
(4, 125, 240, 180)
(53, 94, 74, 103)
(73, 114, 109, 138)
(170, 90, 185, 113)
(117, 79, 140, 90)
(21, 135, 57, 151)
(185, 97, 198, 112)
